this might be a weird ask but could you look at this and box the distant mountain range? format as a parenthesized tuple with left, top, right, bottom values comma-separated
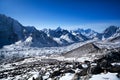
(0, 14, 120, 48)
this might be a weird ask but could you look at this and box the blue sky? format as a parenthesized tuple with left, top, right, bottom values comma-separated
(0, 0, 120, 32)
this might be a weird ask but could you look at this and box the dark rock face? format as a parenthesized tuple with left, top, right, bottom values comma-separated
(103, 26, 119, 38)
(95, 51, 120, 63)
(93, 51, 120, 73)
(48, 27, 67, 38)
(0, 14, 22, 48)
(76, 64, 83, 69)
(91, 64, 103, 74)
(78, 68, 88, 76)
(63, 69, 75, 73)
(110, 65, 120, 73)
(99, 59, 112, 70)
(49, 70, 62, 78)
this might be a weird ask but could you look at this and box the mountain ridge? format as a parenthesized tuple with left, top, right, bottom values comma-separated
(0, 14, 120, 48)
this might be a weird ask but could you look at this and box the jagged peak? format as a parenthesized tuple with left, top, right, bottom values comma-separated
(55, 26, 63, 32)
(104, 26, 119, 33)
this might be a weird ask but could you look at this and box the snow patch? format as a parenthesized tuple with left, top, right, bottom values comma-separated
(25, 36, 32, 42)
(59, 73, 74, 80)
(89, 72, 119, 80)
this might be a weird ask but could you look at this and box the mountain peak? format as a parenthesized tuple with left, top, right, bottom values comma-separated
(55, 27, 63, 32)
(103, 26, 119, 39)
(108, 25, 118, 28)
(104, 26, 118, 33)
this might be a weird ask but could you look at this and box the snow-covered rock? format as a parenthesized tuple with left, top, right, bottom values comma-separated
(89, 72, 120, 80)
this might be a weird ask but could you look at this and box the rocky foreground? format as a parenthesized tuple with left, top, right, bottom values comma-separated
(0, 51, 120, 80)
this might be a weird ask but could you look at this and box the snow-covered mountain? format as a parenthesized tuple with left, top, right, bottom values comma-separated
(0, 14, 120, 48)
(0, 13, 91, 48)
(23, 26, 58, 47)
(0, 14, 58, 48)
(72, 26, 120, 40)
(102, 26, 120, 40)
(72, 28, 100, 39)
(43, 27, 88, 45)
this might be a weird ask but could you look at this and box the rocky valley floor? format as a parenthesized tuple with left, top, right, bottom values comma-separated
(0, 40, 120, 80)
(0, 53, 120, 80)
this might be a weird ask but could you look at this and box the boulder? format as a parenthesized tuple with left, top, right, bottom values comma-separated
(63, 69, 75, 73)
(77, 68, 88, 76)
(117, 72, 120, 78)
(91, 64, 103, 74)
(49, 70, 62, 78)
(109, 65, 120, 73)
